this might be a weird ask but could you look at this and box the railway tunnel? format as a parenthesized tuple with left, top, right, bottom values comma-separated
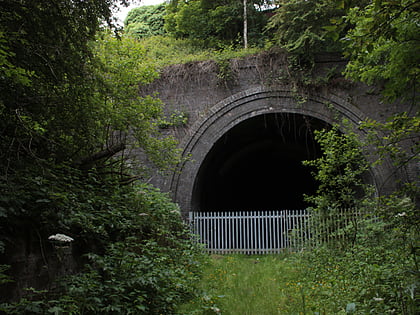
(163, 85, 396, 253)
(191, 113, 330, 212)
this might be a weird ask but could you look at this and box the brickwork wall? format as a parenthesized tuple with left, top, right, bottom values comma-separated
(140, 51, 412, 214)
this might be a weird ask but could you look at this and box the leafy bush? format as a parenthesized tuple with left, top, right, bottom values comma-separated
(343, 0, 420, 101)
(296, 197, 419, 314)
(0, 166, 206, 314)
(124, 4, 166, 39)
(299, 118, 419, 314)
(50, 237, 203, 314)
(0, 1, 207, 313)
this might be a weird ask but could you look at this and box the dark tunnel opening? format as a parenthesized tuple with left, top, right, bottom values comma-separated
(192, 113, 331, 212)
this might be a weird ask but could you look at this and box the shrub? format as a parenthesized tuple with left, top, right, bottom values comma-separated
(0, 167, 206, 314)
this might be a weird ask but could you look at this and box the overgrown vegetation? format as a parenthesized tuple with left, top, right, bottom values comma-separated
(136, 35, 262, 69)
(0, 0, 418, 313)
(267, 0, 347, 70)
(178, 254, 305, 315)
(123, 1, 273, 69)
(343, 0, 419, 102)
(268, 0, 419, 103)
(124, 3, 166, 39)
(0, 0, 204, 313)
(162, 0, 272, 49)
(180, 249, 418, 314)
(1, 179, 205, 314)
(301, 125, 419, 313)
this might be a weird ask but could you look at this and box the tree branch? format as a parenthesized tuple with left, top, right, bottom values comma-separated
(75, 143, 126, 170)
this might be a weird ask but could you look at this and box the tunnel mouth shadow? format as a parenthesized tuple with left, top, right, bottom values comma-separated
(192, 113, 331, 212)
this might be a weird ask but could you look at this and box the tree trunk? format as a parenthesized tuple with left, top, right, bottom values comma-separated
(243, 0, 248, 49)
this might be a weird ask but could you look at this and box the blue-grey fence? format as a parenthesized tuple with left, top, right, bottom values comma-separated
(189, 209, 363, 254)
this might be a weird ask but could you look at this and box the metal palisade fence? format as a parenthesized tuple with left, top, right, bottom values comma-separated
(189, 209, 365, 254)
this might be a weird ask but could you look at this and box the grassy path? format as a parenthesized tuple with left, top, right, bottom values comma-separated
(177, 244, 418, 314)
(179, 254, 310, 315)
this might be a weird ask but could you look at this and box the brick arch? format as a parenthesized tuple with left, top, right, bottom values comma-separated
(169, 87, 386, 214)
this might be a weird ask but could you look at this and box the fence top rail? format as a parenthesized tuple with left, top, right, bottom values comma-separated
(190, 210, 307, 214)
(191, 210, 307, 212)
(189, 209, 307, 214)
(190, 208, 362, 215)
(189, 209, 367, 221)
(190, 214, 310, 220)
(189, 210, 310, 220)
(190, 208, 359, 212)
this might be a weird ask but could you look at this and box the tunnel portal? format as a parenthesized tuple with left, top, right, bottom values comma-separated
(192, 113, 330, 212)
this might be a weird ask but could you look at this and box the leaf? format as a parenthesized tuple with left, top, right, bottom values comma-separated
(323, 25, 337, 32)
(48, 306, 64, 314)
(346, 302, 356, 313)
(0, 207, 7, 217)
(35, 199, 51, 203)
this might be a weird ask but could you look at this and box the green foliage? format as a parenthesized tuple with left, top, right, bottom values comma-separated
(179, 254, 304, 314)
(0, 0, 136, 157)
(0, 31, 33, 87)
(0, 1, 204, 311)
(267, 0, 347, 68)
(302, 124, 376, 248)
(0, 266, 11, 286)
(0, 1, 182, 177)
(56, 239, 201, 314)
(268, 0, 419, 101)
(158, 110, 189, 129)
(215, 58, 236, 87)
(296, 192, 419, 314)
(124, 4, 166, 39)
(165, 0, 270, 48)
(181, 248, 419, 314)
(93, 32, 182, 172)
(0, 171, 206, 314)
(265, 0, 364, 91)
(303, 124, 372, 212)
(138, 35, 215, 67)
(360, 113, 420, 197)
(300, 115, 419, 313)
(343, 0, 420, 101)
(49, 183, 205, 314)
(137, 35, 262, 70)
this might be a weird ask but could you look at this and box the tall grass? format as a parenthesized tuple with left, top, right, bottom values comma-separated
(178, 254, 310, 315)
(178, 247, 418, 314)
(137, 35, 263, 69)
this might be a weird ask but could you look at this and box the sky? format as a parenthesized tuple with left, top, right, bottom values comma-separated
(114, 0, 166, 25)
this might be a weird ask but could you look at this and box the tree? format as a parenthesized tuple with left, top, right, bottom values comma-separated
(0, 0, 178, 177)
(268, 0, 419, 103)
(0, 0, 175, 281)
(0, 1, 201, 308)
(165, 0, 271, 48)
(267, 0, 351, 67)
(268, 0, 419, 197)
(303, 124, 372, 212)
(124, 4, 167, 39)
(92, 32, 181, 174)
(343, 0, 420, 102)
(0, 0, 116, 167)
(243, 0, 248, 48)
